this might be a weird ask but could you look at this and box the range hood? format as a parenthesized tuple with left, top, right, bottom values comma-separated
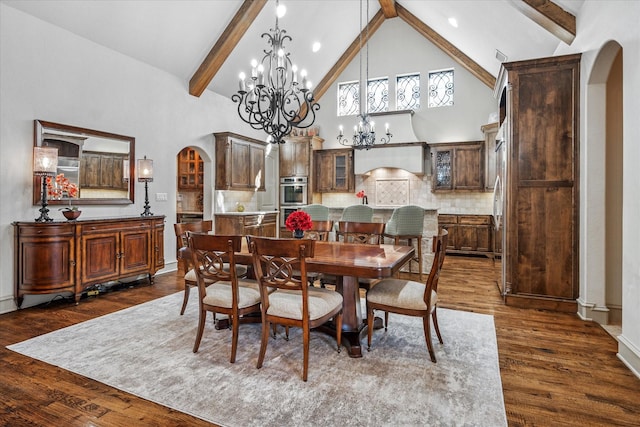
(352, 110, 428, 175)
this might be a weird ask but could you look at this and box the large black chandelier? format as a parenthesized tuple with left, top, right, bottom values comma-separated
(337, 0, 392, 150)
(232, 0, 320, 145)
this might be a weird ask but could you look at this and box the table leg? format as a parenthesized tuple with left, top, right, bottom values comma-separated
(334, 275, 364, 358)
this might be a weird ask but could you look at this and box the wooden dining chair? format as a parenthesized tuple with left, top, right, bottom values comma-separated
(303, 220, 333, 287)
(174, 220, 247, 315)
(189, 233, 262, 363)
(366, 229, 448, 362)
(249, 236, 343, 381)
(335, 221, 386, 290)
(174, 220, 213, 315)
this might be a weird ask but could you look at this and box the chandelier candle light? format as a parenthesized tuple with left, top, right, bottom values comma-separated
(233, 0, 320, 145)
(337, 0, 392, 150)
(33, 146, 59, 222)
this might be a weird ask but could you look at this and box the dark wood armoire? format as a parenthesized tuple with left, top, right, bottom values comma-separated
(497, 53, 581, 312)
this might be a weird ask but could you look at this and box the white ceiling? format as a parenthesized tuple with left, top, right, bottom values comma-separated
(2, 0, 585, 99)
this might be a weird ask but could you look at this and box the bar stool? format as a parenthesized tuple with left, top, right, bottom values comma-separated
(300, 204, 329, 221)
(383, 205, 425, 278)
(335, 204, 373, 231)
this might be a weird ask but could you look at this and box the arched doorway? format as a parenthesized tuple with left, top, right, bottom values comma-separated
(581, 41, 623, 337)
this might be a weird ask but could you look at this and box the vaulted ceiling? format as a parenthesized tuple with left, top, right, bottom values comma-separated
(2, 0, 584, 101)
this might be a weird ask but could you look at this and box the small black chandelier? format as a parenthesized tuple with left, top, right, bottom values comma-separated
(337, 113, 393, 150)
(337, 0, 392, 151)
(232, 0, 320, 145)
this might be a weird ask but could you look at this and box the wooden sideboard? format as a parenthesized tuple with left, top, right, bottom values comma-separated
(13, 216, 165, 307)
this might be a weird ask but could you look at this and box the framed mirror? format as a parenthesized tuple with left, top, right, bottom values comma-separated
(33, 120, 135, 206)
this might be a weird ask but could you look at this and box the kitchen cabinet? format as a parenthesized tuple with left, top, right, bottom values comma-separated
(215, 212, 278, 237)
(438, 214, 492, 257)
(178, 148, 204, 189)
(215, 132, 266, 191)
(13, 216, 165, 306)
(80, 151, 128, 190)
(497, 53, 580, 311)
(431, 142, 484, 192)
(313, 148, 354, 193)
(280, 136, 311, 177)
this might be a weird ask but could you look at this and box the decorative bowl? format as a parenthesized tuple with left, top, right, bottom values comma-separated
(62, 210, 82, 220)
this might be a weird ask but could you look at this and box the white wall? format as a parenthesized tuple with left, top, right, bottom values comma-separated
(554, 1, 640, 376)
(0, 4, 264, 312)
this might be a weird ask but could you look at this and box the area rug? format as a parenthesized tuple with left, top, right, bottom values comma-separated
(8, 292, 507, 426)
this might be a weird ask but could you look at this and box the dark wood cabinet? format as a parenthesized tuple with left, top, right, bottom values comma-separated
(177, 148, 204, 189)
(499, 53, 580, 311)
(431, 142, 484, 192)
(13, 216, 165, 307)
(438, 214, 492, 257)
(313, 148, 354, 193)
(215, 212, 278, 237)
(280, 136, 311, 177)
(215, 132, 266, 191)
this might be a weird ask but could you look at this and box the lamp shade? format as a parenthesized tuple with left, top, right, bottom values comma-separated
(137, 156, 153, 181)
(33, 146, 58, 176)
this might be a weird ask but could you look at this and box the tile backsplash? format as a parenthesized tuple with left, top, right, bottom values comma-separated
(321, 168, 493, 215)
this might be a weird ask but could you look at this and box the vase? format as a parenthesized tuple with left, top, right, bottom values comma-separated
(293, 229, 305, 239)
(62, 210, 82, 221)
(362, 196, 368, 205)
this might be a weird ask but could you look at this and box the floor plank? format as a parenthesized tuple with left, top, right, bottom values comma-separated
(1, 255, 639, 426)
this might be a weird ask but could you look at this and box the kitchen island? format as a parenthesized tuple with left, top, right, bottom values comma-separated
(214, 211, 279, 237)
(327, 206, 438, 274)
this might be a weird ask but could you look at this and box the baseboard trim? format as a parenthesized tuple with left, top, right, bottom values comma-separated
(576, 298, 609, 323)
(505, 294, 577, 313)
(617, 334, 640, 380)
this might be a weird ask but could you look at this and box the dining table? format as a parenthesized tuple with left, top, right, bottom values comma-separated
(236, 239, 415, 358)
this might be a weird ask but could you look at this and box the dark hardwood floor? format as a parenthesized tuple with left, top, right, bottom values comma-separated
(1, 255, 639, 426)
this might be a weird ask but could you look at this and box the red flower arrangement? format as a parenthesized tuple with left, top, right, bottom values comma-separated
(285, 210, 313, 232)
(356, 190, 366, 199)
(47, 173, 79, 211)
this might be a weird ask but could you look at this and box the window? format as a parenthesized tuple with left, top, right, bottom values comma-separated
(366, 77, 389, 113)
(396, 73, 420, 110)
(428, 68, 454, 108)
(337, 81, 359, 116)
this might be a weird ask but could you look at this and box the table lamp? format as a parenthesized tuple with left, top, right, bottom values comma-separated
(137, 155, 153, 216)
(33, 146, 58, 222)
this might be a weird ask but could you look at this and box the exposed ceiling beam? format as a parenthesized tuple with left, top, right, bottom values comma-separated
(378, 0, 398, 18)
(189, 0, 267, 97)
(508, 0, 576, 45)
(396, 3, 496, 89)
(313, 9, 386, 102)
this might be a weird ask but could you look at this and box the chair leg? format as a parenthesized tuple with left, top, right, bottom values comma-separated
(257, 320, 270, 369)
(180, 283, 191, 315)
(335, 312, 342, 353)
(422, 315, 437, 363)
(417, 236, 423, 279)
(384, 311, 389, 330)
(302, 325, 310, 382)
(367, 306, 374, 351)
(432, 308, 444, 344)
(230, 313, 239, 363)
(193, 308, 206, 353)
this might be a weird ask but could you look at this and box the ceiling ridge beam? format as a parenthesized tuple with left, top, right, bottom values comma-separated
(395, 2, 495, 89)
(189, 0, 267, 97)
(379, 0, 398, 18)
(508, 0, 576, 45)
(313, 9, 386, 102)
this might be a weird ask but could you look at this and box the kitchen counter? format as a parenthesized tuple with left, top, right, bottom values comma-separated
(214, 211, 279, 216)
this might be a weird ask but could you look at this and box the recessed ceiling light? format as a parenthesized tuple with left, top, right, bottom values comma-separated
(448, 17, 458, 28)
(312, 42, 321, 53)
